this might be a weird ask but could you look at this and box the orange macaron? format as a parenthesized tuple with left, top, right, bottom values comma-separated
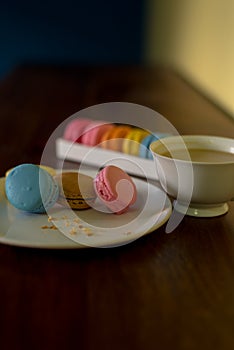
(100, 125, 132, 151)
(108, 125, 132, 151)
(100, 126, 118, 149)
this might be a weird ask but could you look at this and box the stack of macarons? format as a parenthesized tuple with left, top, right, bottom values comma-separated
(63, 118, 169, 159)
(5, 164, 137, 215)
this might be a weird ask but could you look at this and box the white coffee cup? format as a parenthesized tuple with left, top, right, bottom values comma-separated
(150, 135, 234, 217)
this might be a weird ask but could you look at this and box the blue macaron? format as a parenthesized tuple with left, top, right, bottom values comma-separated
(139, 133, 171, 159)
(5, 164, 59, 213)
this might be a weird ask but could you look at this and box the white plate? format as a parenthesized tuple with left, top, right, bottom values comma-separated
(0, 174, 172, 249)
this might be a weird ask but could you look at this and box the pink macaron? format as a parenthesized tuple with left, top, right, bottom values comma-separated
(63, 118, 92, 143)
(94, 165, 137, 214)
(81, 121, 114, 146)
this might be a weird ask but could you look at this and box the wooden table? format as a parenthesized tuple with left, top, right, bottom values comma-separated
(0, 65, 234, 350)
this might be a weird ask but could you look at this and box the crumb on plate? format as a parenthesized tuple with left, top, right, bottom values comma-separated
(48, 216, 57, 222)
(41, 225, 58, 230)
(73, 218, 80, 223)
(69, 227, 77, 235)
(82, 227, 94, 236)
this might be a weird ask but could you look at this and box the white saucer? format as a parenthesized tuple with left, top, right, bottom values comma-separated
(0, 174, 172, 249)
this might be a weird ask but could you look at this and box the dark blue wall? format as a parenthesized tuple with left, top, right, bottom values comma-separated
(0, 0, 145, 78)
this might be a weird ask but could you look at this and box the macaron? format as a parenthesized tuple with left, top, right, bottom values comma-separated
(94, 165, 137, 214)
(81, 121, 114, 147)
(139, 133, 171, 159)
(106, 125, 132, 151)
(122, 128, 149, 156)
(5, 164, 59, 213)
(54, 172, 97, 210)
(63, 118, 92, 143)
(100, 126, 117, 149)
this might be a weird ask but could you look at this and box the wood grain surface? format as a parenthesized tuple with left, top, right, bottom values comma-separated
(0, 65, 234, 350)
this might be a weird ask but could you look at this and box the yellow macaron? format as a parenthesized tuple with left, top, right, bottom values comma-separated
(122, 129, 149, 156)
(54, 172, 97, 210)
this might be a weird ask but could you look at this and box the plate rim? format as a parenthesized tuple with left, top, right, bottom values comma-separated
(0, 175, 172, 249)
